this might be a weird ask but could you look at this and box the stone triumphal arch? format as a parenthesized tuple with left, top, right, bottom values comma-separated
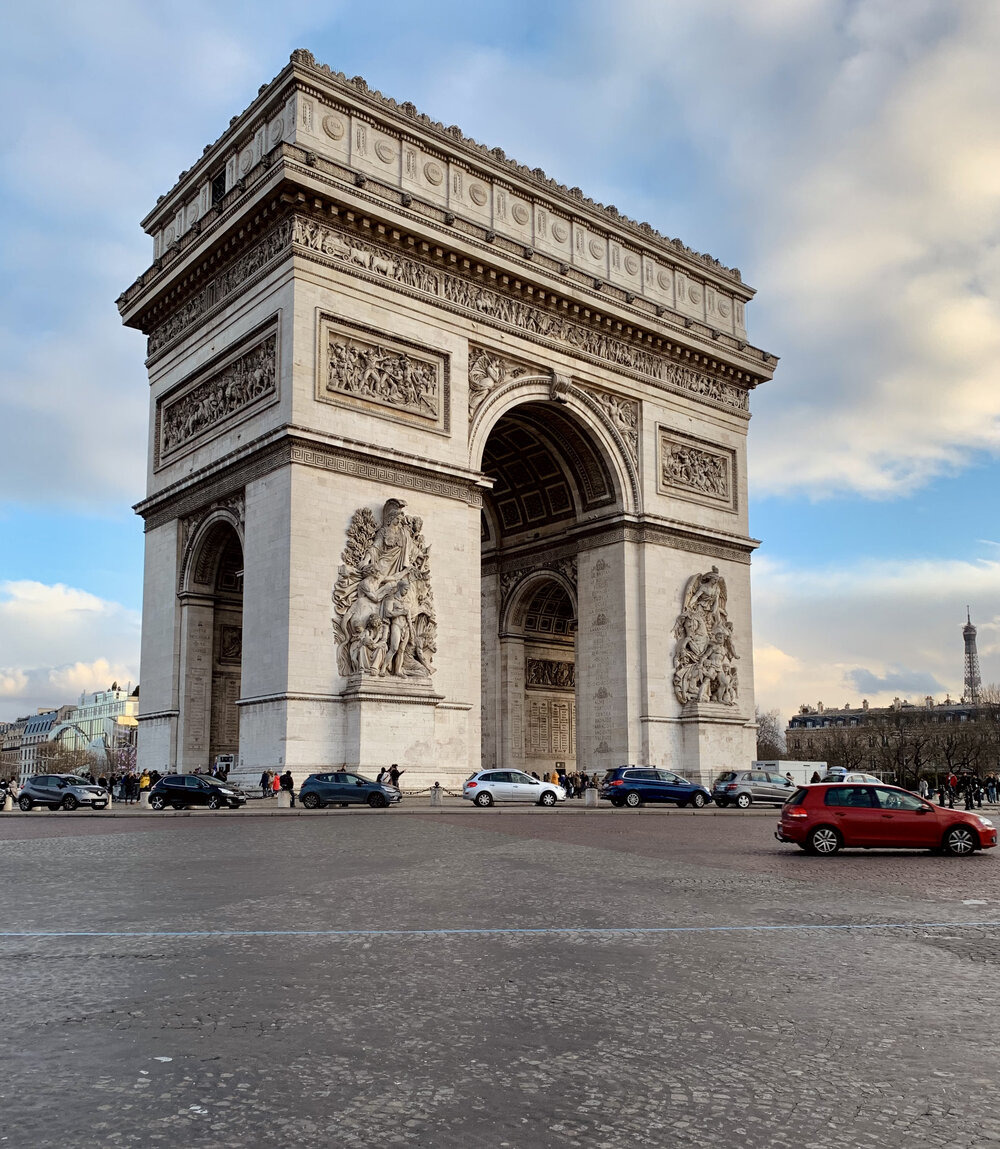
(120, 50, 775, 787)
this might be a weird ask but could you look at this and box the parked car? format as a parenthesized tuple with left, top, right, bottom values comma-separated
(600, 766, 711, 809)
(712, 768, 795, 808)
(775, 782, 997, 856)
(17, 774, 109, 812)
(462, 771, 565, 807)
(298, 771, 401, 809)
(148, 774, 247, 811)
(819, 771, 882, 784)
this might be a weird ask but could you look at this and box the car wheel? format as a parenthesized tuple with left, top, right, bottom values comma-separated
(367, 792, 388, 809)
(149, 794, 166, 811)
(624, 791, 641, 808)
(61, 795, 79, 812)
(807, 826, 842, 855)
(474, 791, 494, 807)
(736, 793, 752, 809)
(538, 790, 557, 807)
(301, 793, 320, 810)
(18, 795, 32, 812)
(715, 799, 729, 808)
(207, 796, 221, 810)
(690, 792, 707, 809)
(943, 825, 977, 856)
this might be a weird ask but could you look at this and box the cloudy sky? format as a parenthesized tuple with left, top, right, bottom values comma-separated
(2, 0, 999, 724)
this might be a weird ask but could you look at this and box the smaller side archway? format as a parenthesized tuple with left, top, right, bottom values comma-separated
(176, 511, 245, 772)
(490, 571, 578, 779)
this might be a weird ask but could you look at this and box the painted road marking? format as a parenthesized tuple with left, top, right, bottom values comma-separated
(0, 921, 999, 940)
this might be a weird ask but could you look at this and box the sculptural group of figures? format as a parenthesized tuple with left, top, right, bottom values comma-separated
(332, 499, 437, 680)
(672, 566, 739, 705)
(328, 338, 438, 417)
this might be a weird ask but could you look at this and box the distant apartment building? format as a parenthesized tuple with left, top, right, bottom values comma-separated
(786, 696, 978, 758)
(1, 717, 28, 779)
(20, 706, 75, 778)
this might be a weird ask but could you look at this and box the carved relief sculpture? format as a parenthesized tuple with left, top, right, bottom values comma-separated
(159, 335, 276, 460)
(661, 433, 732, 504)
(468, 347, 531, 414)
(586, 388, 639, 463)
(672, 566, 739, 705)
(526, 659, 576, 690)
(332, 499, 437, 680)
(327, 333, 439, 418)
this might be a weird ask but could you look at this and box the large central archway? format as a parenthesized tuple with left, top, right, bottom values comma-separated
(479, 394, 632, 779)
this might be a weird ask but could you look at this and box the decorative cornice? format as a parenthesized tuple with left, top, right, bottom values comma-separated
(135, 428, 485, 531)
(146, 48, 744, 286)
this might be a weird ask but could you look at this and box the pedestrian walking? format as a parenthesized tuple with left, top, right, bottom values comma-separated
(280, 769, 296, 808)
(376, 766, 389, 785)
(260, 769, 271, 799)
(389, 763, 403, 790)
(271, 771, 281, 797)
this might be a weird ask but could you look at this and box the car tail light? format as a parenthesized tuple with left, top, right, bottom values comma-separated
(466, 781, 477, 788)
(784, 809, 808, 819)
(610, 779, 624, 786)
(725, 784, 737, 791)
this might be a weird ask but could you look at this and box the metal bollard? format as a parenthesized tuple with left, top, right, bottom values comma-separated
(429, 782, 442, 808)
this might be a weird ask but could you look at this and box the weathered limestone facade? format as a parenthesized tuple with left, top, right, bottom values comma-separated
(119, 50, 776, 789)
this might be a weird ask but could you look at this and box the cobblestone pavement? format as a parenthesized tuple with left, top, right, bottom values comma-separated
(1, 814, 999, 1148)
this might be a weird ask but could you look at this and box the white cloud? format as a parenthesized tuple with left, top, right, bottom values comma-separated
(751, 554, 1000, 723)
(0, 581, 140, 720)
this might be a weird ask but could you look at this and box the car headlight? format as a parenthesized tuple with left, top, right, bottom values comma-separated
(977, 817, 994, 828)
(219, 789, 234, 796)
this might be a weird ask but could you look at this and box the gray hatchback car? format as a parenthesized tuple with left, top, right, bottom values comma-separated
(712, 768, 795, 809)
(17, 774, 109, 812)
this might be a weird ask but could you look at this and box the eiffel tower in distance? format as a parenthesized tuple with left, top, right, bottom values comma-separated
(962, 607, 981, 705)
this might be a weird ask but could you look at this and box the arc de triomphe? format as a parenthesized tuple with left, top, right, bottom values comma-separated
(119, 50, 775, 788)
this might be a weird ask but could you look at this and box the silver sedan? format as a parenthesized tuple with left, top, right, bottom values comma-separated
(462, 770, 566, 807)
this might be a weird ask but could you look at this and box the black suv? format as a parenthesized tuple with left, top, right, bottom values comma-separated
(148, 775, 247, 811)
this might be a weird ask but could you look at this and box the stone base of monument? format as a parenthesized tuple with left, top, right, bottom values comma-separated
(342, 673, 443, 703)
(679, 700, 753, 788)
(276, 791, 291, 808)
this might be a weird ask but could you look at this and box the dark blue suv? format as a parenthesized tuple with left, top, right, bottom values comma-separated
(600, 766, 711, 809)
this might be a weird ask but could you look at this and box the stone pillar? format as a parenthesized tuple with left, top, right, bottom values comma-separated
(176, 593, 215, 772)
(576, 544, 641, 774)
(498, 636, 525, 770)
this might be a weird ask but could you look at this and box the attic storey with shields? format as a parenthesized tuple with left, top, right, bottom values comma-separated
(119, 50, 775, 786)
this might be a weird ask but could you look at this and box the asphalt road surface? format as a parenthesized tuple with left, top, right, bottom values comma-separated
(1, 808, 998, 1148)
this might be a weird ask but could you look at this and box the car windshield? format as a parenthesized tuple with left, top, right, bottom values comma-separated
(203, 778, 231, 788)
(715, 772, 737, 783)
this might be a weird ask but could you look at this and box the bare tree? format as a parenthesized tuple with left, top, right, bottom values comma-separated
(755, 708, 786, 761)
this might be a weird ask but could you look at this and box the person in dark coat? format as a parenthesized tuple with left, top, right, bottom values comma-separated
(260, 769, 271, 799)
(279, 770, 295, 808)
(388, 763, 403, 790)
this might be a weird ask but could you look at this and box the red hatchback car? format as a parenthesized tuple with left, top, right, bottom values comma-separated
(776, 783, 997, 856)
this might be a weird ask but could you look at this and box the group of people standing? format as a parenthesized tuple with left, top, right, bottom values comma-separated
(258, 769, 297, 805)
(919, 772, 1000, 810)
(535, 769, 601, 798)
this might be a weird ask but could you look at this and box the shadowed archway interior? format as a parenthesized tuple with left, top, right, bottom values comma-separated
(481, 402, 616, 544)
